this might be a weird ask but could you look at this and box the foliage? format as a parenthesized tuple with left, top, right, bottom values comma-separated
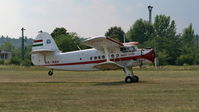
(181, 24, 195, 45)
(0, 41, 15, 52)
(51, 27, 68, 39)
(0, 41, 31, 66)
(1, 15, 199, 66)
(9, 56, 21, 65)
(105, 26, 125, 42)
(124, 15, 198, 65)
(51, 27, 88, 52)
(157, 50, 169, 65)
(0, 36, 33, 48)
(176, 54, 194, 65)
(178, 24, 197, 65)
(126, 19, 154, 44)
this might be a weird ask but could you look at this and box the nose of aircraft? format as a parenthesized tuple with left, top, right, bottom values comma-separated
(143, 49, 155, 62)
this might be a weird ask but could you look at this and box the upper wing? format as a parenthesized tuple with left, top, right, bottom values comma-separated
(82, 36, 125, 70)
(81, 36, 123, 53)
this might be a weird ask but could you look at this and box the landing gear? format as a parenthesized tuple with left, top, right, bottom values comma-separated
(123, 67, 139, 83)
(48, 69, 53, 76)
(125, 75, 139, 83)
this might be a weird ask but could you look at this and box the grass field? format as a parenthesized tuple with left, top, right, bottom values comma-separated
(0, 65, 199, 112)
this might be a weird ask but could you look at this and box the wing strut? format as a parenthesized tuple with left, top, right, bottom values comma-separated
(103, 47, 110, 62)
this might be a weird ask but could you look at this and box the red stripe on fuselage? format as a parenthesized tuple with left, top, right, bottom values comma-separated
(41, 49, 154, 67)
(41, 54, 143, 66)
(34, 40, 43, 43)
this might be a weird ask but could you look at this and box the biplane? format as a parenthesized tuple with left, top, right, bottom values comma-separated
(31, 32, 155, 83)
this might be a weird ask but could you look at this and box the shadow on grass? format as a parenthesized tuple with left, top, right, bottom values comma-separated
(93, 80, 149, 86)
(29, 80, 150, 86)
(33, 81, 126, 86)
(94, 80, 157, 86)
(94, 81, 125, 86)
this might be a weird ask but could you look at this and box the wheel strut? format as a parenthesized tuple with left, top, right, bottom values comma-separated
(123, 67, 139, 83)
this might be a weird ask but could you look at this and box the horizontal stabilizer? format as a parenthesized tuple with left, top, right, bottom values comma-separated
(94, 61, 124, 70)
(32, 49, 55, 54)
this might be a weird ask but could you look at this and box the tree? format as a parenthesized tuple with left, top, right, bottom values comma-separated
(126, 19, 154, 44)
(0, 41, 15, 52)
(51, 27, 68, 39)
(105, 26, 125, 42)
(176, 24, 196, 65)
(181, 24, 195, 46)
(0, 42, 21, 65)
(152, 15, 180, 65)
(51, 27, 86, 52)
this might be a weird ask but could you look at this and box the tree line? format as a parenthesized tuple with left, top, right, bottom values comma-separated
(106, 15, 199, 65)
(0, 14, 198, 66)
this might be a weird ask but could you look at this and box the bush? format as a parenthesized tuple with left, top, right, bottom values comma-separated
(4, 60, 10, 65)
(158, 51, 169, 65)
(21, 59, 32, 67)
(176, 55, 194, 65)
(0, 60, 4, 64)
(10, 57, 21, 65)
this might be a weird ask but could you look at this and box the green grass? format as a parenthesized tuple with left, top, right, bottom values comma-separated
(0, 66, 199, 112)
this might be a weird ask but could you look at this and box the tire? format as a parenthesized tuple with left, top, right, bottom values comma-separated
(48, 71, 53, 76)
(133, 75, 139, 82)
(125, 76, 133, 83)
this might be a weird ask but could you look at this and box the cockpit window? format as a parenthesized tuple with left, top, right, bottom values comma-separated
(120, 46, 137, 52)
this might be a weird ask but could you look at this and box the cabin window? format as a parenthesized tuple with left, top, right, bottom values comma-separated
(102, 55, 105, 59)
(94, 56, 97, 60)
(80, 58, 82, 60)
(120, 46, 137, 52)
(111, 54, 114, 58)
(98, 56, 101, 60)
(116, 54, 119, 58)
(90, 57, 92, 60)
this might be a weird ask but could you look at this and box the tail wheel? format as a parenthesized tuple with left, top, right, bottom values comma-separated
(48, 70, 53, 76)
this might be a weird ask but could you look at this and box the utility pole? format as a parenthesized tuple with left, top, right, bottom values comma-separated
(148, 5, 153, 24)
(21, 28, 26, 61)
(196, 34, 199, 65)
(148, 5, 157, 69)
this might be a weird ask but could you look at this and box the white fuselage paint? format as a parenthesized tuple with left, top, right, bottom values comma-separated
(31, 48, 152, 71)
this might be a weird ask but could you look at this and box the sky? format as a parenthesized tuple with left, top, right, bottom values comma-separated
(0, 0, 199, 39)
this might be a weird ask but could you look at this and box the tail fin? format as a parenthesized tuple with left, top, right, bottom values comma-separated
(32, 32, 60, 53)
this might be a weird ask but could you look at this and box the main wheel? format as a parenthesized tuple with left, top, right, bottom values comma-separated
(133, 75, 139, 82)
(125, 76, 133, 83)
(48, 71, 53, 76)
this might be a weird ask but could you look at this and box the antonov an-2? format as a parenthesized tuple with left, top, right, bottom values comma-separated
(31, 32, 155, 83)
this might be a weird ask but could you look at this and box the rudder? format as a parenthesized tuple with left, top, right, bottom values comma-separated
(32, 32, 60, 53)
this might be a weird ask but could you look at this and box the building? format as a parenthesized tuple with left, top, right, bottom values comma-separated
(0, 50, 12, 60)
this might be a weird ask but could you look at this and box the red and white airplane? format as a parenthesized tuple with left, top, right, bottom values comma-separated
(31, 32, 155, 83)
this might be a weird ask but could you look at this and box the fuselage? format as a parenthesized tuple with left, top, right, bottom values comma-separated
(31, 46, 154, 71)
